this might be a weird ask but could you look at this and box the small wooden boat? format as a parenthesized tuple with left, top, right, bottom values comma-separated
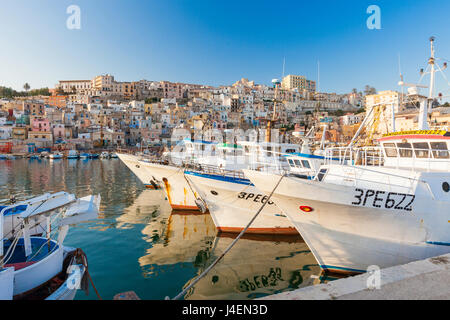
(100, 151, 110, 159)
(0, 193, 101, 300)
(67, 150, 79, 159)
(49, 152, 63, 160)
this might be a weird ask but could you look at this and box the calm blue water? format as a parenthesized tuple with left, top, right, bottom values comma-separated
(0, 158, 333, 300)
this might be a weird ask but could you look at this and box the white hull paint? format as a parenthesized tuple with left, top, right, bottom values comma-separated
(244, 169, 450, 273)
(186, 172, 297, 235)
(138, 160, 200, 211)
(45, 264, 85, 300)
(117, 153, 160, 189)
(0, 267, 14, 300)
(11, 238, 64, 295)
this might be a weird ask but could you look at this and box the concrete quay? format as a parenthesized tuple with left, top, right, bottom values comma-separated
(260, 253, 450, 300)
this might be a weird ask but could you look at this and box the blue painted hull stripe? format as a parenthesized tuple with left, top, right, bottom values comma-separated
(184, 171, 253, 186)
(321, 265, 366, 273)
(284, 152, 340, 161)
(426, 241, 450, 246)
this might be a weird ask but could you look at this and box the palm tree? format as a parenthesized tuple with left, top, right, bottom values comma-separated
(23, 83, 30, 95)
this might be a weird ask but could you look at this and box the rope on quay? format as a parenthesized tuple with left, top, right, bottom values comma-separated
(168, 173, 286, 300)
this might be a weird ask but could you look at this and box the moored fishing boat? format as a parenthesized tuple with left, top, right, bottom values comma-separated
(117, 153, 161, 189)
(100, 151, 110, 159)
(49, 152, 63, 160)
(0, 193, 101, 300)
(67, 150, 79, 159)
(244, 38, 450, 274)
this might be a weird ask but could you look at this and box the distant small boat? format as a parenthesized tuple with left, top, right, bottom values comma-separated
(67, 150, 79, 159)
(80, 153, 89, 159)
(0, 154, 15, 160)
(100, 151, 110, 159)
(28, 155, 40, 160)
(89, 153, 99, 159)
(110, 153, 118, 159)
(49, 152, 63, 160)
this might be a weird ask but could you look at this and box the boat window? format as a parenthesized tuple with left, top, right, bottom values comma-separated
(302, 160, 311, 169)
(285, 149, 296, 153)
(288, 159, 294, 167)
(412, 142, 430, 158)
(396, 143, 413, 158)
(383, 143, 397, 157)
(294, 159, 302, 167)
(430, 142, 449, 159)
(317, 169, 328, 181)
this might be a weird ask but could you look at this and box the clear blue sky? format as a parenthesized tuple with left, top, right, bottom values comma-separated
(1, 0, 450, 96)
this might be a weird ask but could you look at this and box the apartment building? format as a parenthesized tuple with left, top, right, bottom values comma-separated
(281, 75, 316, 93)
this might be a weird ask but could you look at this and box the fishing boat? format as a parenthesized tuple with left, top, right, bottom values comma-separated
(0, 193, 101, 300)
(0, 154, 15, 160)
(67, 150, 79, 159)
(184, 141, 302, 235)
(89, 153, 99, 159)
(80, 153, 89, 159)
(118, 139, 217, 209)
(1, 192, 81, 238)
(116, 153, 161, 189)
(100, 151, 110, 159)
(244, 37, 450, 273)
(49, 152, 63, 160)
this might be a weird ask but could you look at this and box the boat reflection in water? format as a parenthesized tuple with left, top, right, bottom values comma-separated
(116, 189, 171, 231)
(136, 200, 326, 299)
(182, 233, 323, 300)
(138, 211, 217, 269)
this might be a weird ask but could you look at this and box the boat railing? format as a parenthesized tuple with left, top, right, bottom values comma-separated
(182, 160, 247, 180)
(324, 146, 384, 167)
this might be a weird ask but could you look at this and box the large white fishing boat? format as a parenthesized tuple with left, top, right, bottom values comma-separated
(244, 38, 450, 274)
(119, 139, 218, 210)
(184, 141, 302, 234)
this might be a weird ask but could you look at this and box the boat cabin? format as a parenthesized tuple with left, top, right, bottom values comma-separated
(378, 130, 450, 171)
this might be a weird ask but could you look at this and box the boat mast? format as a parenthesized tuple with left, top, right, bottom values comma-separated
(428, 36, 436, 100)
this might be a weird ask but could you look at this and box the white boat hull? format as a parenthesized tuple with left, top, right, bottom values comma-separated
(45, 264, 85, 300)
(244, 169, 450, 273)
(7, 237, 64, 295)
(138, 160, 200, 211)
(186, 171, 297, 234)
(0, 267, 14, 300)
(117, 153, 161, 189)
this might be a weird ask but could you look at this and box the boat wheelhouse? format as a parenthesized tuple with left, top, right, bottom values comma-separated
(378, 129, 450, 170)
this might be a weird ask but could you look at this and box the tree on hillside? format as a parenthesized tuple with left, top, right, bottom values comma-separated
(23, 83, 30, 94)
(364, 85, 377, 96)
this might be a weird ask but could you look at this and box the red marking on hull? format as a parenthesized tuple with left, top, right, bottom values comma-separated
(217, 226, 298, 236)
(170, 204, 201, 211)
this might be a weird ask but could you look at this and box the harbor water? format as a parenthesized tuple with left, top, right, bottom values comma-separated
(0, 158, 335, 300)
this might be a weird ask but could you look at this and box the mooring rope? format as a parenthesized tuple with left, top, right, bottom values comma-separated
(169, 173, 286, 300)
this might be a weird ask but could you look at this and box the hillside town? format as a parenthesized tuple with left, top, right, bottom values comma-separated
(1, 73, 449, 155)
